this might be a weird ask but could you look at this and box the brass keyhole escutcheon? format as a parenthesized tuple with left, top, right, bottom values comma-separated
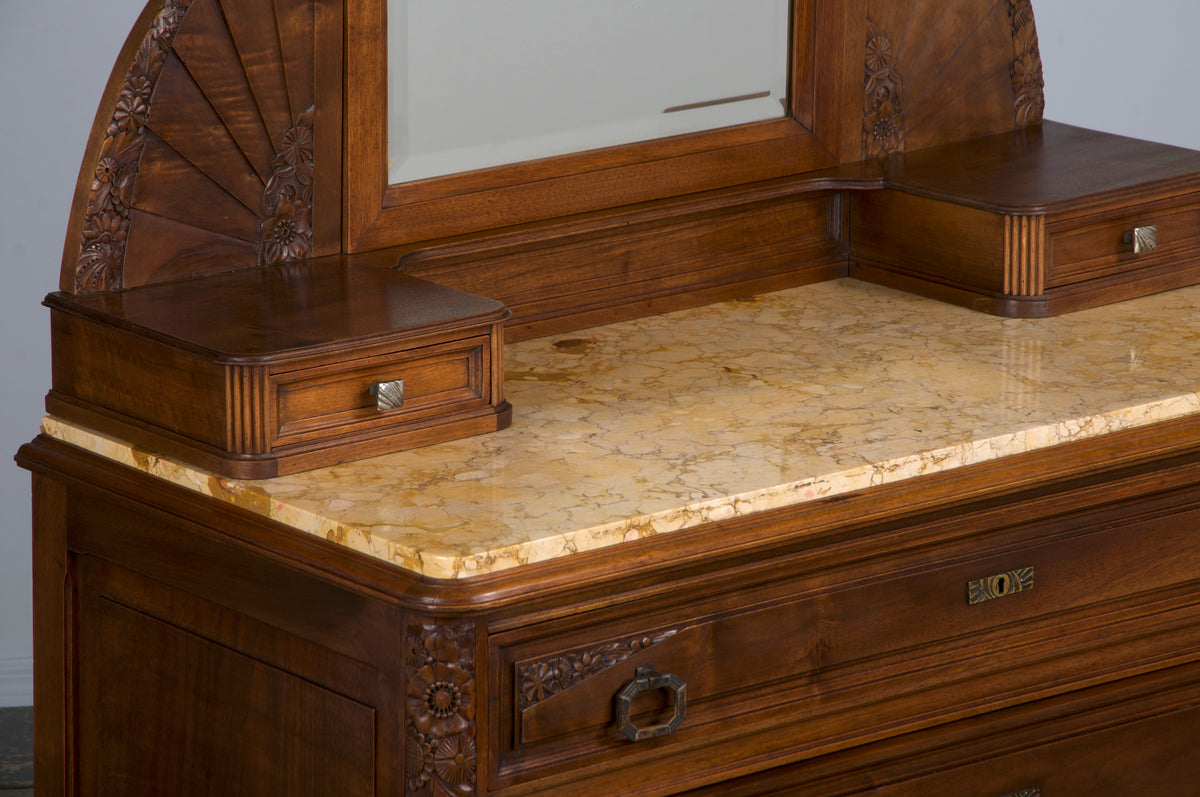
(968, 566, 1034, 605)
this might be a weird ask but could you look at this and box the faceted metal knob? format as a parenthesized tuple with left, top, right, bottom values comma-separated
(1125, 225, 1158, 254)
(368, 379, 405, 411)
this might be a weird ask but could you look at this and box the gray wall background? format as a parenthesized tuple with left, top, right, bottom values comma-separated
(2, 0, 1198, 705)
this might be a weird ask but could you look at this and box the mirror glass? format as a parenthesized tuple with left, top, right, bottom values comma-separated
(387, 0, 792, 184)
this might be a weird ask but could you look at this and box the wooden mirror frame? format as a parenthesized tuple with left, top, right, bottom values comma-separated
(344, 0, 858, 252)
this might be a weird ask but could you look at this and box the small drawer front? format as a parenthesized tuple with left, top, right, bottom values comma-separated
(1047, 193, 1200, 288)
(492, 502, 1200, 788)
(273, 336, 490, 444)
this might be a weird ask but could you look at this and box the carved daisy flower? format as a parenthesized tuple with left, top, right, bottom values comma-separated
(111, 91, 151, 135)
(520, 661, 562, 705)
(865, 35, 894, 76)
(279, 124, 314, 169)
(407, 663, 474, 739)
(83, 212, 128, 245)
(865, 100, 903, 157)
(259, 198, 311, 265)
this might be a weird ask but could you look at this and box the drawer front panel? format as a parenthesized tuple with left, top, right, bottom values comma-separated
(1047, 193, 1200, 288)
(273, 336, 489, 443)
(491, 501, 1200, 788)
(876, 699, 1200, 797)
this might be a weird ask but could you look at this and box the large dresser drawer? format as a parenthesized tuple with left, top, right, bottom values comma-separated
(876, 696, 1200, 797)
(489, 491, 1200, 793)
(679, 657, 1200, 796)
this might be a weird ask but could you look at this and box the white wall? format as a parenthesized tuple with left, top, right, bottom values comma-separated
(0, 0, 149, 706)
(1, 0, 1198, 707)
(1036, 1, 1200, 151)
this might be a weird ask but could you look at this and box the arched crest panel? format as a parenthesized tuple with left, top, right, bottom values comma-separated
(61, 0, 341, 294)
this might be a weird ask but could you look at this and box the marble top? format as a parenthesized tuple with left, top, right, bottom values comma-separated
(44, 278, 1200, 579)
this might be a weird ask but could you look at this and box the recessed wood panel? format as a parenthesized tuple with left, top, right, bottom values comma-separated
(403, 189, 848, 335)
(77, 590, 376, 796)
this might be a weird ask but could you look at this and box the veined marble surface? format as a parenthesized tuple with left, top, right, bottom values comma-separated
(43, 278, 1200, 579)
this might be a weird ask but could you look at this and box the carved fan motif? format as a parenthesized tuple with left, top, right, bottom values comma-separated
(67, 0, 318, 293)
(863, 0, 1046, 158)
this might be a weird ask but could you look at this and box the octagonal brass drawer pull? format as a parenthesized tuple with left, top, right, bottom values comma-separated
(615, 664, 687, 742)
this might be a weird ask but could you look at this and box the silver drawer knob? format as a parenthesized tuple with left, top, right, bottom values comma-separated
(1125, 225, 1158, 254)
(368, 379, 405, 411)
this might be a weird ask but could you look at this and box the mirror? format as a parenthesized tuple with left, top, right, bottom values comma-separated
(387, 0, 792, 184)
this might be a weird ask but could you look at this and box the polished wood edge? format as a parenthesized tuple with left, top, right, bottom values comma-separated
(879, 122, 1200, 215)
(19, 410, 1200, 615)
(42, 393, 513, 481)
(848, 258, 1050, 317)
(890, 175, 1200, 216)
(43, 295, 511, 364)
(44, 261, 512, 362)
(269, 401, 514, 477)
(852, 254, 1200, 318)
(1038, 257, 1200, 315)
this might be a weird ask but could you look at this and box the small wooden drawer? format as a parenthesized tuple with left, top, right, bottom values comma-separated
(849, 125, 1200, 316)
(273, 335, 491, 444)
(1047, 192, 1200, 288)
(489, 494, 1200, 791)
(46, 263, 512, 478)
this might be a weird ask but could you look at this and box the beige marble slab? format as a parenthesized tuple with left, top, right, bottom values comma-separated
(43, 278, 1200, 579)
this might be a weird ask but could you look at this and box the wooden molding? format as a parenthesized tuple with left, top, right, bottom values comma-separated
(1004, 213, 1047, 296)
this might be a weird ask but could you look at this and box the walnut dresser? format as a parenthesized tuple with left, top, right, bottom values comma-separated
(17, 0, 1200, 795)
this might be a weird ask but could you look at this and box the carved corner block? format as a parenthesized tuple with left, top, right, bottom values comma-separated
(405, 619, 479, 796)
